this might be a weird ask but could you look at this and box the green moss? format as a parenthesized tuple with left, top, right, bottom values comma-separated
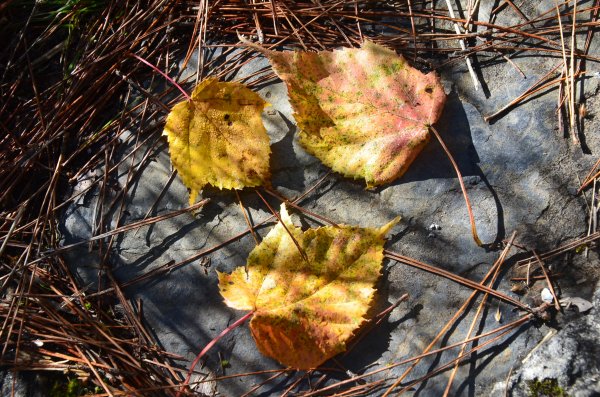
(50, 377, 86, 397)
(527, 378, 568, 397)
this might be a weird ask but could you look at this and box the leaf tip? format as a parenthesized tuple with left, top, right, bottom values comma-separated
(379, 216, 401, 237)
(188, 190, 199, 206)
(279, 203, 293, 225)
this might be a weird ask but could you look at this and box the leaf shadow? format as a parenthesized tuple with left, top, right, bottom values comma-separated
(382, 89, 506, 248)
(254, 372, 300, 397)
(399, 90, 481, 182)
(332, 261, 418, 374)
(455, 323, 533, 397)
(270, 111, 307, 192)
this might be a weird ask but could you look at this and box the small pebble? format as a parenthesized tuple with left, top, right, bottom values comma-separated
(541, 287, 554, 303)
(429, 223, 441, 231)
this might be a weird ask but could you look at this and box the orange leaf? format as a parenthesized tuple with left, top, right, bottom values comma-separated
(243, 39, 446, 188)
(218, 204, 399, 369)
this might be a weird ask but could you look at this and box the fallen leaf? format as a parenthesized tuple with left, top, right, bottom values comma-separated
(243, 38, 446, 187)
(218, 204, 399, 369)
(163, 78, 271, 204)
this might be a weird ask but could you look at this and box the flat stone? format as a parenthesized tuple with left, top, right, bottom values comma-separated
(60, 4, 600, 394)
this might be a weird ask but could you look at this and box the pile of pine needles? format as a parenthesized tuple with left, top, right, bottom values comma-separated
(1, 0, 599, 395)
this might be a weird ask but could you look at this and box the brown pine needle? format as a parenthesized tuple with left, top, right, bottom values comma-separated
(514, 230, 600, 266)
(4, 2, 599, 395)
(263, 187, 339, 228)
(492, 0, 531, 23)
(578, 157, 600, 192)
(570, 0, 579, 144)
(531, 249, 561, 311)
(382, 234, 520, 396)
(254, 189, 309, 263)
(442, 232, 517, 396)
(235, 190, 259, 246)
(303, 315, 532, 397)
(31, 199, 210, 263)
(484, 63, 562, 122)
(177, 310, 255, 397)
(394, 315, 531, 394)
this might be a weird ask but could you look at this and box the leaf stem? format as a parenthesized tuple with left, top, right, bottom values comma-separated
(177, 310, 255, 396)
(429, 125, 482, 246)
(131, 53, 192, 102)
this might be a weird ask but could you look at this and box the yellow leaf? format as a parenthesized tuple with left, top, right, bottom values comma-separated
(218, 204, 399, 369)
(243, 39, 446, 188)
(163, 78, 271, 204)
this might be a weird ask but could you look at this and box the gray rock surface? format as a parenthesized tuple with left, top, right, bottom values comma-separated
(60, 2, 600, 395)
(490, 282, 600, 397)
(0, 370, 49, 397)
